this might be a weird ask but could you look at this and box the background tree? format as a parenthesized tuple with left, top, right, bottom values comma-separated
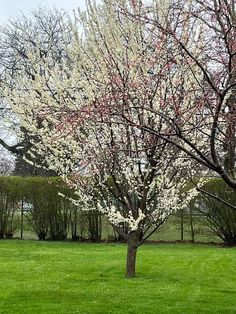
(0, 153, 14, 175)
(0, 7, 72, 174)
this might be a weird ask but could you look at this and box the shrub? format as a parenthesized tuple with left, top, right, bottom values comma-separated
(23, 177, 72, 240)
(86, 210, 102, 242)
(0, 177, 22, 238)
(195, 178, 236, 246)
(0, 176, 75, 241)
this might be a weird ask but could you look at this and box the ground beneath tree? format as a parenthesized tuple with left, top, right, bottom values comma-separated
(0, 240, 235, 313)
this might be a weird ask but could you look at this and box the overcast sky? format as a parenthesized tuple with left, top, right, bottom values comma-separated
(0, 0, 87, 25)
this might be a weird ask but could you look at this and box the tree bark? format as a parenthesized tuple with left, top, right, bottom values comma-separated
(126, 232, 139, 278)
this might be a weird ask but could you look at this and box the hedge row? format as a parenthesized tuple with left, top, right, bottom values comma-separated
(0, 176, 236, 245)
(0, 176, 105, 241)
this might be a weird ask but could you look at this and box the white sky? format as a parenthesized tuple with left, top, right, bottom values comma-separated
(0, 0, 87, 24)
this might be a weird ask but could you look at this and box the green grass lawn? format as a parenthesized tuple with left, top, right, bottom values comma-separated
(0, 241, 235, 314)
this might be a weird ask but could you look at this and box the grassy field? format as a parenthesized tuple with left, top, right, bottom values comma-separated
(0, 241, 235, 313)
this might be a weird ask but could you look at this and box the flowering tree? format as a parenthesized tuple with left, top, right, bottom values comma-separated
(117, 0, 236, 199)
(1, 1, 198, 277)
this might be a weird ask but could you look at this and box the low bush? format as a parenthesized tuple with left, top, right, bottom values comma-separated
(0, 177, 22, 238)
(194, 178, 236, 246)
(23, 177, 72, 240)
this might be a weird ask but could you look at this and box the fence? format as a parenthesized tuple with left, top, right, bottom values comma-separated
(11, 201, 220, 243)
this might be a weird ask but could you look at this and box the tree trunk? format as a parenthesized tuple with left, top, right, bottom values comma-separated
(126, 232, 139, 278)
